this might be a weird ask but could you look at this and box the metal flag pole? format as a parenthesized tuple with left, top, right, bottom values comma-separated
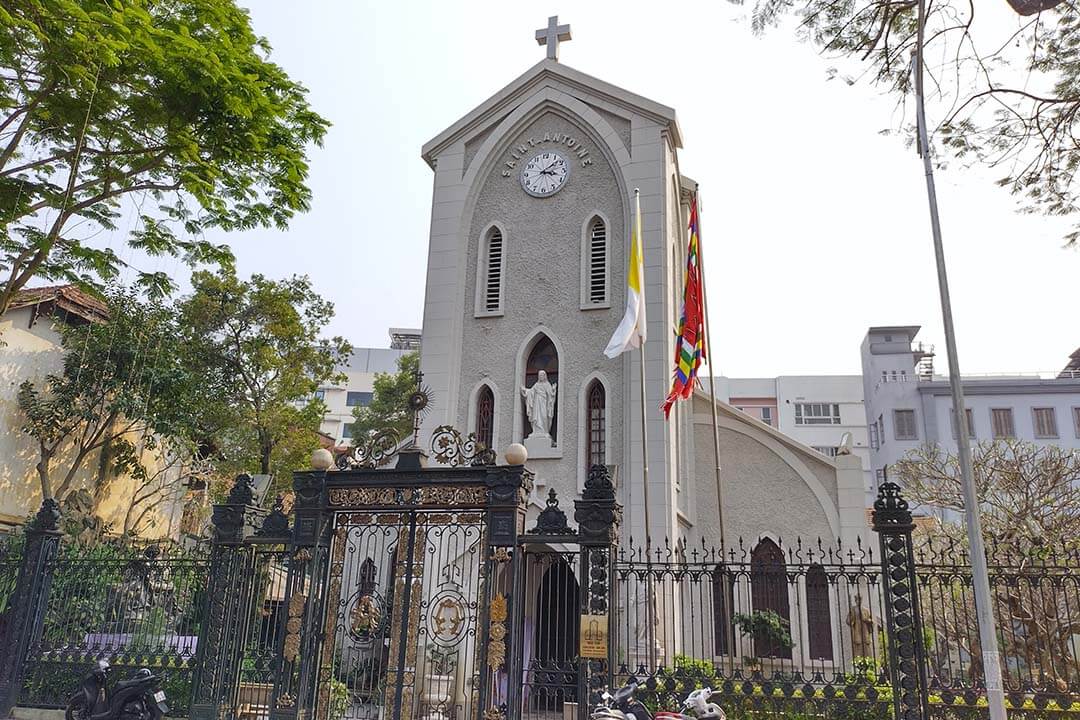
(912, 3, 1006, 719)
(633, 187, 657, 670)
(693, 185, 726, 550)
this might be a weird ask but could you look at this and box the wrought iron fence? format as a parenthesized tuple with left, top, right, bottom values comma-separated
(18, 541, 211, 715)
(915, 537, 1080, 714)
(612, 535, 1080, 718)
(613, 536, 892, 719)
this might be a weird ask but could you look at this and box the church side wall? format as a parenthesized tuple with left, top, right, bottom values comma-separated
(688, 420, 837, 547)
(456, 111, 626, 501)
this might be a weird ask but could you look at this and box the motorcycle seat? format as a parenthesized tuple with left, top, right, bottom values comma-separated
(113, 677, 155, 692)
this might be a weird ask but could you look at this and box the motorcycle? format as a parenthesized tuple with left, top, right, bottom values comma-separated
(66, 661, 170, 720)
(592, 682, 727, 720)
(591, 681, 654, 720)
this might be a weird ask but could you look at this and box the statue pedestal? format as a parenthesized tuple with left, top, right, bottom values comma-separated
(524, 434, 561, 459)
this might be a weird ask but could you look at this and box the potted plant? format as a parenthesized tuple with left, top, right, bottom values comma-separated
(733, 610, 793, 673)
(420, 646, 457, 720)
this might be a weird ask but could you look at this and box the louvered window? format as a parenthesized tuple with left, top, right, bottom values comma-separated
(587, 217, 607, 304)
(480, 227, 504, 314)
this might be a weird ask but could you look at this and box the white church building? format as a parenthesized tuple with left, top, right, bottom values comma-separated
(414, 21, 868, 552)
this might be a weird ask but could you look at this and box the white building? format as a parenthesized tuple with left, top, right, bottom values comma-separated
(722, 376, 873, 501)
(861, 325, 1080, 489)
(316, 328, 419, 445)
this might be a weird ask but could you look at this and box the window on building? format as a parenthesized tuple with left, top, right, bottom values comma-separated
(951, 408, 976, 439)
(894, 409, 917, 440)
(712, 566, 735, 656)
(476, 385, 494, 451)
(750, 539, 791, 659)
(1074, 407, 1080, 439)
(813, 446, 839, 457)
(342, 422, 355, 439)
(586, 380, 606, 471)
(584, 216, 608, 305)
(874, 468, 886, 489)
(478, 226, 505, 314)
(1033, 407, 1058, 438)
(346, 391, 373, 407)
(869, 422, 879, 450)
(806, 564, 833, 660)
(760, 407, 773, 426)
(794, 403, 841, 425)
(878, 415, 885, 445)
(312, 389, 326, 402)
(991, 408, 1015, 438)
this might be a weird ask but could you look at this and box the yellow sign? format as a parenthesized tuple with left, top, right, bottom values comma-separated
(580, 614, 608, 659)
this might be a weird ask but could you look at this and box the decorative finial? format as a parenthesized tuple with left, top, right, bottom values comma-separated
(407, 368, 432, 449)
(535, 16, 571, 61)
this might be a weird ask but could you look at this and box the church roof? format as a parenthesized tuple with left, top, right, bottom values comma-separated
(422, 58, 682, 168)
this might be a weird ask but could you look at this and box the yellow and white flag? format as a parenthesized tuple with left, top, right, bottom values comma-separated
(604, 191, 646, 358)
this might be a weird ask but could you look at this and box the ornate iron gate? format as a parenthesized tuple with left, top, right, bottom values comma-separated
(321, 506, 490, 720)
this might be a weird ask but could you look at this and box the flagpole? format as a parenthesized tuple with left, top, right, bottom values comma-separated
(633, 187, 657, 670)
(695, 186, 726, 549)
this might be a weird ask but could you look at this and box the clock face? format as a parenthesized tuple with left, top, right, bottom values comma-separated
(520, 151, 570, 197)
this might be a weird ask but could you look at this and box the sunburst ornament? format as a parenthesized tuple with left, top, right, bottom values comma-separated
(407, 369, 433, 448)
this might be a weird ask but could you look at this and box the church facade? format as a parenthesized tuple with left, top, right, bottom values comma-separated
(416, 43, 868, 552)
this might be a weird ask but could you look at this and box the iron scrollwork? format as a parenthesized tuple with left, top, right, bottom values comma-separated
(336, 429, 400, 470)
(529, 489, 575, 535)
(431, 425, 496, 467)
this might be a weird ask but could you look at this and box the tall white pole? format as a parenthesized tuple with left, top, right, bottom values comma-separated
(633, 188, 656, 669)
(913, 4, 1006, 719)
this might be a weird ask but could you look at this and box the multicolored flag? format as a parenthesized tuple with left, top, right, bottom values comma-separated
(661, 195, 706, 417)
(604, 190, 646, 358)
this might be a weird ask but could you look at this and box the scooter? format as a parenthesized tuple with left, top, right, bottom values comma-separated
(66, 661, 170, 720)
(591, 681, 653, 720)
(683, 688, 725, 720)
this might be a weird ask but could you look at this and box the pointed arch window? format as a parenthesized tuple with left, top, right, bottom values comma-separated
(586, 380, 606, 471)
(477, 226, 505, 315)
(581, 216, 609, 307)
(806, 564, 833, 660)
(750, 538, 792, 659)
(712, 565, 735, 656)
(476, 384, 495, 451)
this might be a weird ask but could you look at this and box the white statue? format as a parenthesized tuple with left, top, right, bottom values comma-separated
(521, 370, 557, 439)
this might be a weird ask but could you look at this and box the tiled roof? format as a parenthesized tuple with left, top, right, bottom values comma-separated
(8, 284, 109, 323)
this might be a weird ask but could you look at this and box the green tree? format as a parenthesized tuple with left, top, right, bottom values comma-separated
(17, 287, 202, 506)
(0, 0, 330, 314)
(732, 1, 1080, 244)
(179, 270, 350, 485)
(350, 350, 419, 443)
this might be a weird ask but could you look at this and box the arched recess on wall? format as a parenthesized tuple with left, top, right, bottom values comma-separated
(474, 222, 507, 316)
(750, 537, 792, 659)
(524, 335, 559, 441)
(805, 563, 833, 660)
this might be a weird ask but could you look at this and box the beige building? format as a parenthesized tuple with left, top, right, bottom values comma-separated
(0, 285, 188, 538)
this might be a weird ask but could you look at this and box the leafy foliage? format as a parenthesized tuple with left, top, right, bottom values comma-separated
(733, 609, 793, 666)
(17, 287, 205, 509)
(0, 0, 329, 313)
(350, 350, 420, 443)
(730, 1, 1080, 245)
(179, 270, 350, 489)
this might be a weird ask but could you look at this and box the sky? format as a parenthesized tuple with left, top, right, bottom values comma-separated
(184, 1, 1076, 378)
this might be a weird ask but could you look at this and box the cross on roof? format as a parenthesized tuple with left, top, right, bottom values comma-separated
(535, 16, 571, 61)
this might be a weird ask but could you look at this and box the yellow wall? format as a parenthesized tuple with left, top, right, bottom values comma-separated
(0, 308, 184, 538)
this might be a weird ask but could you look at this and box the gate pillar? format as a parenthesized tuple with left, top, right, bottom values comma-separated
(477, 463, 531, 720)
(0, 500, 62, 719)
(270, 469, 332, 720)
(190, 476, 262, 720)
(574, 465, 621, 713)
(872, 475, 930, 720)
